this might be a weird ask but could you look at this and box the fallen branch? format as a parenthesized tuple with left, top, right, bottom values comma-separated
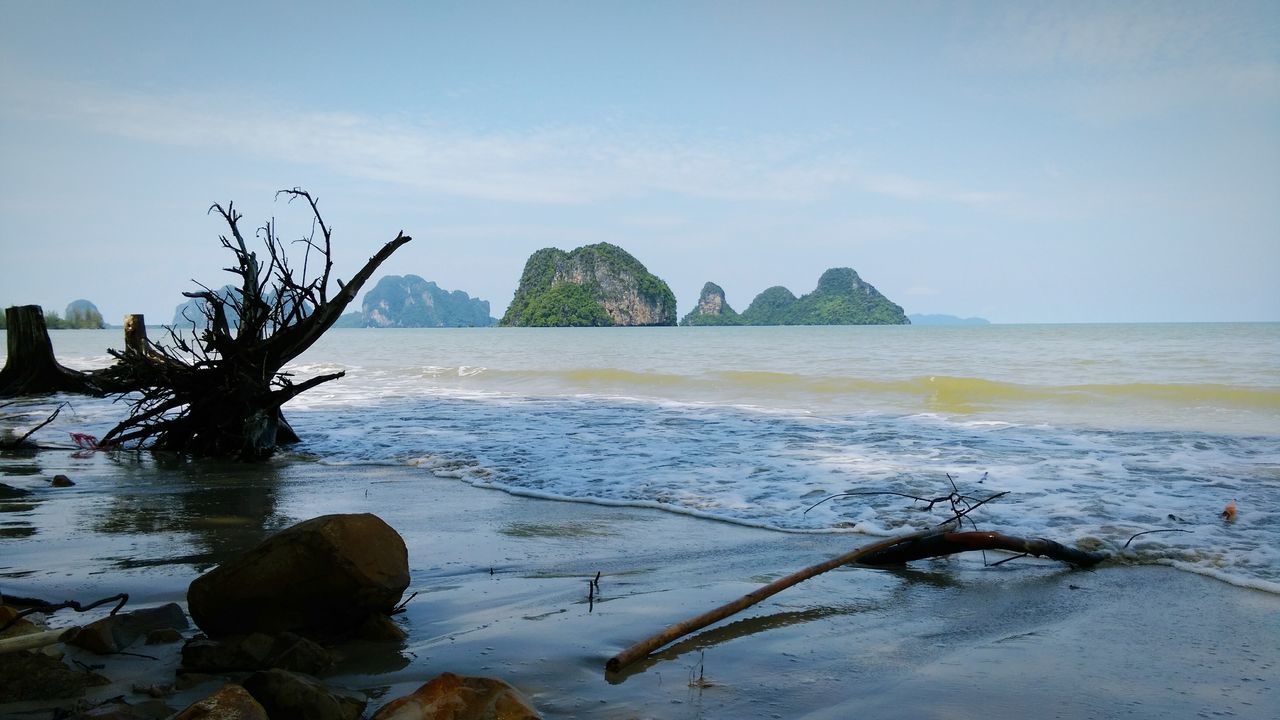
(0, 402, 67, 449)
(0, 627, 80, 655)
(855, 530, 1110, 568)
(605, 520, 957, 674)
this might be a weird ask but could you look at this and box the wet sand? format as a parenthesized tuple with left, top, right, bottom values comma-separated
(2, 454, 1277, 718)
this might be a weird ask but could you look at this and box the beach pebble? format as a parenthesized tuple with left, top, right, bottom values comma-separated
(187, 513, 409, 641)
(370, 672, 541, 720)
(174, 683, 268, 720)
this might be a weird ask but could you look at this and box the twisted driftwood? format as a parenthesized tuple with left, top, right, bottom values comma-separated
(606, 518, 1110, 674)
(606, 520, 959, 674)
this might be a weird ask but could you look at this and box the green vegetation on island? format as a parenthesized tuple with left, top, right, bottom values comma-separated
(681, 282, 743, 326)
(682, 268, 909, 326)
(2, 300, 107, 330)
(501, 243, 677, 327)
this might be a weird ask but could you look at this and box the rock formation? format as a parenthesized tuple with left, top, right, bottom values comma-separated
(62, 299, 106, 329)
(354, 275, 495, 328)
(681, 282, 743, 326)
(740, 268, 908, 325)
(501, 243, 676, 327)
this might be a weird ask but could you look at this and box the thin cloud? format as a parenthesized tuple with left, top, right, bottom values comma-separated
(4, 74, 1009, 211)
(858, 173, 1010, 207)
(7, 77, 862, 205)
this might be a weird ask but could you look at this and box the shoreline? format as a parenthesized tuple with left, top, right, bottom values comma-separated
(2, 456, 1277, 718)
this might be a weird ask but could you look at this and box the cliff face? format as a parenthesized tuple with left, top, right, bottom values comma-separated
(360, 275, 494, 328)
(501, 243, 677, 327)
(681, 282, 743, 326)
(740, 268, 908, 325)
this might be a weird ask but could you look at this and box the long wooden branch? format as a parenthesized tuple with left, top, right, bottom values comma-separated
(605, 521, 958, 674)
(856, 531, 1110, 568)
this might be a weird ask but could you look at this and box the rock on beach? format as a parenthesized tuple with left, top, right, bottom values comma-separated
(187, 513, 410, 641)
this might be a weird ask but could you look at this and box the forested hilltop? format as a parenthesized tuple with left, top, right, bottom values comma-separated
(0, 299, 105, 330)
(339, 275, 495, 327)
(501, 243, 677, 327)
(683, 268, 909, 326)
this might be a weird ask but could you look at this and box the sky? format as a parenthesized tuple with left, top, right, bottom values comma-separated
(1, 1, 1277, 324)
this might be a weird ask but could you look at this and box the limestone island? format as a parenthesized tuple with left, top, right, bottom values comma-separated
(501, 243, 677, 327)
(335, 275, 496, 328)
(682, 267, 909, 325)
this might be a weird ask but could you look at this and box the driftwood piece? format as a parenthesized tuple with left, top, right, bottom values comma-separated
(605, 521, 958, 674)
(856, 530, 1110, 568)
(0, 627, 80, 655)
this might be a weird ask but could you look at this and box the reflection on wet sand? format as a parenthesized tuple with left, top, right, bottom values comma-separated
(88, 453, 288, 572)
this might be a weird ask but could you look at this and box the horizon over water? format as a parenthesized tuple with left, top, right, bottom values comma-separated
(5, 322, 1279, 593)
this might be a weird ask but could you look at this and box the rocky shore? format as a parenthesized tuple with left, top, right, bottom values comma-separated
(2, 459, 1277, 719)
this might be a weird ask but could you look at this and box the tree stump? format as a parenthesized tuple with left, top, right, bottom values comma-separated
(123, 314, 149, 355)
(0, 305, 100, 397)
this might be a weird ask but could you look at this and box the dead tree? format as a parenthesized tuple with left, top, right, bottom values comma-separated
(94, 189, 409, 459)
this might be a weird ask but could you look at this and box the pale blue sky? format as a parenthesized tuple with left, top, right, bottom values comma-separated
(2, 1, 1277, 323)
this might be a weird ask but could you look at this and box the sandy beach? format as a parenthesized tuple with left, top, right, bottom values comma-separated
(1, 453, 1277, 719)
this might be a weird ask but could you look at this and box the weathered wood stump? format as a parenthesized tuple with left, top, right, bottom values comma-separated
(122, 314, 150, 355)
(0, 305, 101, 397)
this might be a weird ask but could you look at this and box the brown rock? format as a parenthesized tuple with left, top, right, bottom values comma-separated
(181, 632, 335, 674)
(174, 684, 269, 720)
(0, 650, 109, 702)
(51, 473, 76, 487)
(70, 602, 189, 654)
(187, 513, 409, 640)
(242, 668, 365, 720)
(370, 672, 541, 720)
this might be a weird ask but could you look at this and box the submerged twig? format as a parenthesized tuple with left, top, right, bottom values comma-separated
(0, 402, 68, 448)
(1123, 528, 1192, 549)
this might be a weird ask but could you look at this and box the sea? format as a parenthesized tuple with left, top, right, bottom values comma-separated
(4, 323, 1279, 592)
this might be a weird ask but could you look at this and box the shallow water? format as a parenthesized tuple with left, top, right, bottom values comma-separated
(3, 323, 1278, 592)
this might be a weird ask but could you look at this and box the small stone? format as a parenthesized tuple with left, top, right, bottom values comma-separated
(242, 668, 366, 720)
(370, 672, 541, 720)
(174, 683, 269, 720)
(355, 613, 408, 642)
(71, 602, 189, 654)
(0, 482, 32, 498)
(181, 632, 335, 674)
(51, 474, 75, 487)
(146, 627, 184, 644)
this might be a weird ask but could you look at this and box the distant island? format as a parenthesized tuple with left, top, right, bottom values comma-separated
(0, 299, 106, 330)
(335, 275, 495, 328)
(683, 268, 909, 326)
(501, 243, 677, 327)
(907, 314, 990, 326)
